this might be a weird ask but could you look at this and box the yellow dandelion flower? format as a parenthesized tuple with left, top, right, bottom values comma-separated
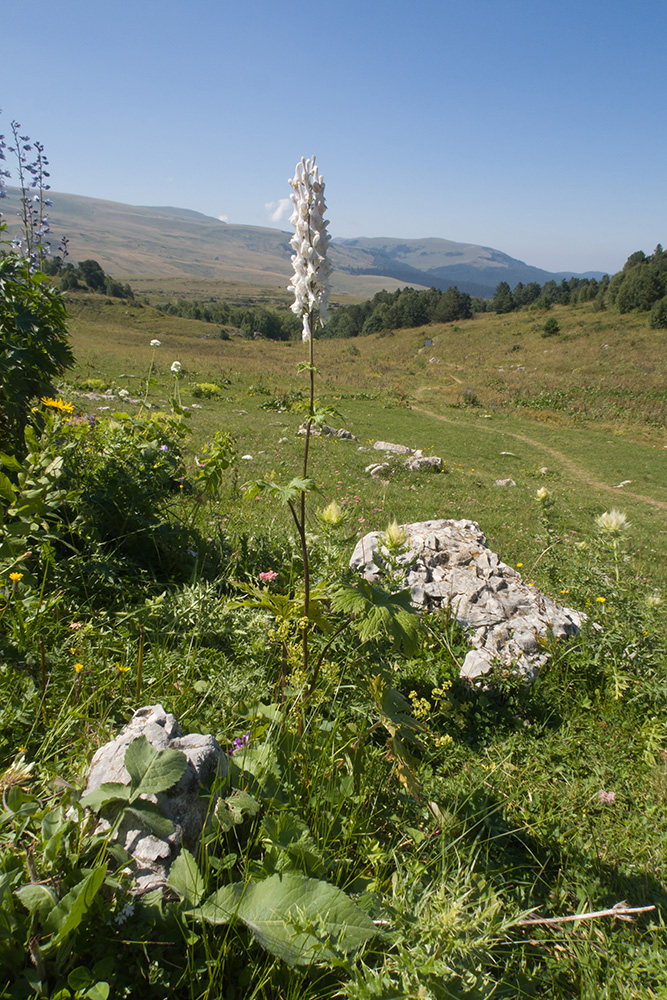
(74, 663, 85, 673)
(9, 572, 23, 582)
(596, 596, 606, 604)
(116, 663, 130, 673)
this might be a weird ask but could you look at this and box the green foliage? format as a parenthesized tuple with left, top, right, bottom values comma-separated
(322, 284, 473, 339)
(198, 872, 377, 966)
(0, 248, 73, 448)
(608, 244, 667, 314)
(542, 315, 560, 337)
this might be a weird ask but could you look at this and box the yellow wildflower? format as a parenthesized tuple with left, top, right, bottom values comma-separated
(40, 396, 75, 414)
(74, 663, 85, 673)
(9, 572, 23, 582)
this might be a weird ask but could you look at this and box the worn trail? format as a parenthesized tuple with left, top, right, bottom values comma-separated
(411, 401, 667, 513)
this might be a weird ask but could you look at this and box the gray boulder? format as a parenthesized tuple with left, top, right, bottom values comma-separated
(350, 519, 582, 680)
(85, 704, 227, 892)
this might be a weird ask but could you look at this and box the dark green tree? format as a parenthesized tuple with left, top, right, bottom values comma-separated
(77, 259, 106, 292)
(492, 281, 514, 314)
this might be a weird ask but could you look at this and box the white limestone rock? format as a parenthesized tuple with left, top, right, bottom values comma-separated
(350, 519, 582, 681)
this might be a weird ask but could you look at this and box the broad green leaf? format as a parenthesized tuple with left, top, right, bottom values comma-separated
(199, 873, 377, 966)
(166, 849, 205, 906)
(80, 782, 131, 811)
(0, 472, 16, 503)
(124, 735, 188, 799)
(123, 803, 174, 839)
(42, 867, 106, 950)
(0, 452, 23, 472)
(15, 883, 58, 917)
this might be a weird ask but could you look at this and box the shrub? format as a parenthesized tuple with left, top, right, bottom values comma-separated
(0, 248, 73, 450)
(542, 316, 560, 337)
(649, 295, 667, 329)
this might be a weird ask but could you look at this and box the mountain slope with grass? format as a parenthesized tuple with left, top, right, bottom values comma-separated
(3, 186, 604, 296)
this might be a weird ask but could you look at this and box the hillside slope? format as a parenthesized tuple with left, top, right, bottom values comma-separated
(3, 187, 604, 296)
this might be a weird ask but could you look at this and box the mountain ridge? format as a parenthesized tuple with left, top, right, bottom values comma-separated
(1, 188, 605, 297)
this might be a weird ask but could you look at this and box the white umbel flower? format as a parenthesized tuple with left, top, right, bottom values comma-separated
(288, 156, 332, 341)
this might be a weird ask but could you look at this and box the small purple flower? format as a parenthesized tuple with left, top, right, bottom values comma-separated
(159, 444, 169, 452)
(229, 732, 250, 756)
(598, 789, 616, 804)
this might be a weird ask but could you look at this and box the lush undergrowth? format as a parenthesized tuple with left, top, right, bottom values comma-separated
(1, 291, 666, 999)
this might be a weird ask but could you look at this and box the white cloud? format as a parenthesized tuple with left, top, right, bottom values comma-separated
(218, 214, 229, 222)
(265, 198, 291, 224)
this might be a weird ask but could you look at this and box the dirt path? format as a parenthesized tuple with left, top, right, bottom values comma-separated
(412, 399, 667, 513)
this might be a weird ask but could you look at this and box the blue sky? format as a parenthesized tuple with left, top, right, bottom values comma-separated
(2, 0, 665, 274)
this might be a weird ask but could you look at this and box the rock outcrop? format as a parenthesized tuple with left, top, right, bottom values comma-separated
(350, 519, 582, 680)
(85, 704, 226, 892)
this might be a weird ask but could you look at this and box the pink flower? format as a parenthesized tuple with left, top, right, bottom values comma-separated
(259, 570, 279, 583)
(598, 789, 616, 804)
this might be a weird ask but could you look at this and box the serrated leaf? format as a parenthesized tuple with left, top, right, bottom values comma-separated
(167, 849, 205, 906)
(199, 873, 377, 966)
(124, 735, 188, 799)
(332, 581, 420, 656)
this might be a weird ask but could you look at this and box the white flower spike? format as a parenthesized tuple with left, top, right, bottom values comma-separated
(288, 156, 332, 342)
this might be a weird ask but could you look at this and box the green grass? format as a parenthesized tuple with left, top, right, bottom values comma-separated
(1, 289, 666, 999)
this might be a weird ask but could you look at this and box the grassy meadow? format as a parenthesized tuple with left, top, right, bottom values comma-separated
(1, 285, 667, 999)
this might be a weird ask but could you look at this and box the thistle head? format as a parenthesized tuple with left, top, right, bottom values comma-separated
(384, 519, 407, 551)
(596, 509, 629, 537)
(318, 499, 344, 526)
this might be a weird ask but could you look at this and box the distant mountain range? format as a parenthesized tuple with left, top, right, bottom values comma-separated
(2, 188, 605, 298)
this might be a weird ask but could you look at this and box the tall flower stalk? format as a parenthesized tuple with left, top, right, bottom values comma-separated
(288, 156, 332, 677)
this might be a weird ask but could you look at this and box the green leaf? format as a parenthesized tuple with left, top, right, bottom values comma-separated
(15, 883, 58, 917)
(167, 849, 205, 906)
(243, 477, 316, 506)
(42, 867, 106, 951)
(198, 873, 377, 966)
(123, 803, 175, 839)
(80, 782, 131, 812)
(332, 581, 421, 656)
(0, 471, 16, 503)
(124, 735, 188, 799)
(0, 452, 23, 472)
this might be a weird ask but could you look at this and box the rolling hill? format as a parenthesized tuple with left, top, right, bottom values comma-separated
(2, 187, 604, 297)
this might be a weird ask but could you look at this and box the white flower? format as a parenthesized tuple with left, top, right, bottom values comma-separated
(596, 509, 629, 536)
(171, 361, 182, 374)
(288, 156, 332, 341)
(150, 339, 161, 347)
(536, 486, 550, 501)
(118, 388, 129, 398)
(0, 754, 35, 790)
